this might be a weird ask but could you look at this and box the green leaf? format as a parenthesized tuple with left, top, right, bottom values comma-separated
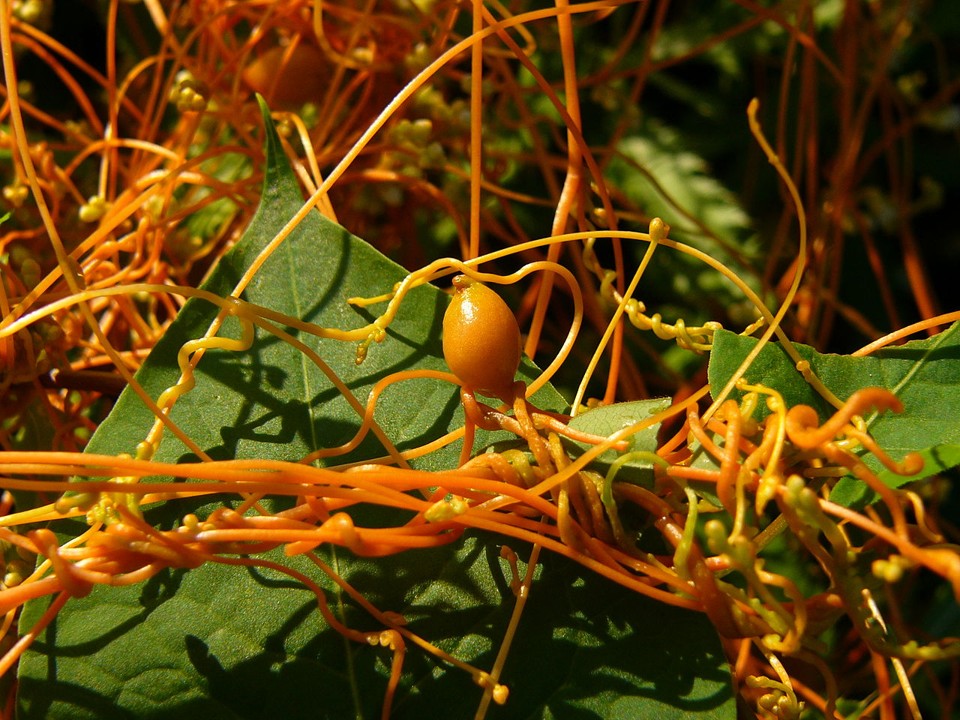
(707, 323, 960, 507)
(18, 100, 734, 719)
(616, 129, 752, 248)
(832, 443, 960, 509)
(174, 150, 250, 256)
(562, 398, 672, 487)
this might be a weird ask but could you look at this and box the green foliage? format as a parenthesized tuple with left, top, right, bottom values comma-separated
(603, 124, 766, 380)
(169, 150, 252, 265)
(17, 101, 735, 719)
(563, 397, 672, 487)
(614, 126, 755, 255)
(707, 324, 960, 507)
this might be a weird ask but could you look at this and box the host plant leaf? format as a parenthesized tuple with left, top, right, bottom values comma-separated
(562, 398, 673, 487)
(707, 323, 960, 507)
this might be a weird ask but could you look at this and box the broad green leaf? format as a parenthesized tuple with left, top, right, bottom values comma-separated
(562, 397, 672, 487)
(18, 101, 734, 718)
(832, 442, 960, 508)
(707, 323, 960, 507)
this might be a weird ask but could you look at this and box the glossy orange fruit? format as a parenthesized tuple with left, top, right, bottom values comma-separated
(442, 275, 521, 400)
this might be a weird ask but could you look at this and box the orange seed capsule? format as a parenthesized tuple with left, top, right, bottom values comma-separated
(242, 44, 327, 108)
(442, 275, 521, 400)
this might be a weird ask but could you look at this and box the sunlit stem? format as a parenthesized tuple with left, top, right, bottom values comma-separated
(705, 100, 830, 422)
(523, 0, 584, 358)
(468, 0, 484, 260)
(473, 545, 540, 718)
(572, 218, 665, 413)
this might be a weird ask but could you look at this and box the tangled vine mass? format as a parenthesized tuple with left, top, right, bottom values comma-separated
(2, 1, 960, 719)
